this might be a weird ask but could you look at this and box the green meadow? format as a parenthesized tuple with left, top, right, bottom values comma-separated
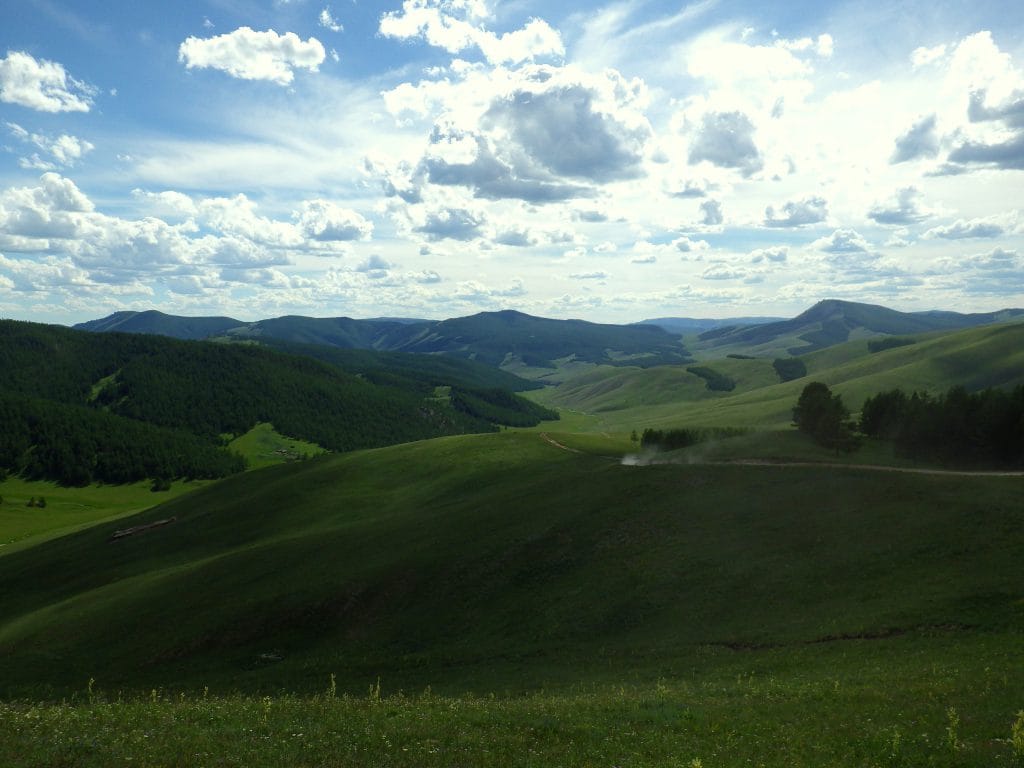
(0, 476, 204, 556)
(228, 422, 328, 470)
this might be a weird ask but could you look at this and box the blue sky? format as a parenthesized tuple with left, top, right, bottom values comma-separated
(2, 0, 1023, 324)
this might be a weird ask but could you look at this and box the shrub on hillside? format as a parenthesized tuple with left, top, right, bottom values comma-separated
(773, 357, 807, 382)
(867, 336, 916, 353)
(686, 366, 736, 392)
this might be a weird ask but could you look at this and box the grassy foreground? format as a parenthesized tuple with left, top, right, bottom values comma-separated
(1, 633, 1022, 767)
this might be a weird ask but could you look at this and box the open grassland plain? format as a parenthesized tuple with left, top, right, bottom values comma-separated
(0, 476, 204, 555)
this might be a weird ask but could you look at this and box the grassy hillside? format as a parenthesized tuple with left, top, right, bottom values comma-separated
(638, 315, 784, 334)
(8, 307, 1023, 766)
(0, 431, 1020, 701)
(529, 320, 1024, 432)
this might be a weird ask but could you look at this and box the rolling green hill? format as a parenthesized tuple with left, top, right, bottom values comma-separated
(529, 320, 1024, 432)
(0, 431, 1019, 700)
(7, 303, 1024, 766)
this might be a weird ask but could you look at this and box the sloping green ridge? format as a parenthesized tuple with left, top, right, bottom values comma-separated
(533, 321, 1024, 429)
(0, 432, 1019, 697)
(693, 298, 1024, 355)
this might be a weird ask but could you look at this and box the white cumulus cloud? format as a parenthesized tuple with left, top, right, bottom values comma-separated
(296, 199, 373, 241)
(688, 111, 763, 177)
(924, 215, 1009, 239)
(178, 27, 326, 85)
(391, 64, 651, 203)
(763, 195, 828, 227)
(0, 51, 94, 112)
(812, 228, 871, 253)
(868, 187, 932, 225)
(380, 1, 564, 65)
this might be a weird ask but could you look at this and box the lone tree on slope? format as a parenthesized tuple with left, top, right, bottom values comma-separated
(793, 382, 859, 452)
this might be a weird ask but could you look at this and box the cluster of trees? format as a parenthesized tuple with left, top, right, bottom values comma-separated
(794, 381, 1024, 466)
(861, 385, 1024, 466)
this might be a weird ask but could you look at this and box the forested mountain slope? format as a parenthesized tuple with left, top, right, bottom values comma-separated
(0, 321, 555, 485)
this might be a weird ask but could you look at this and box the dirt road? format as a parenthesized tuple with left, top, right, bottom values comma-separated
(539, 433, 1024, 477)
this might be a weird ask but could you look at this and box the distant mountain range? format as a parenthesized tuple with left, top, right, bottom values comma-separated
(637, 316, 786, 335)
(76, 309, 694, 369)
(75, 300, 1024, 366)
(691, 299, 1024, 355)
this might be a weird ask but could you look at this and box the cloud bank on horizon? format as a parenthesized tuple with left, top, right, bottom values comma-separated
(1, 0, 1023, 324)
